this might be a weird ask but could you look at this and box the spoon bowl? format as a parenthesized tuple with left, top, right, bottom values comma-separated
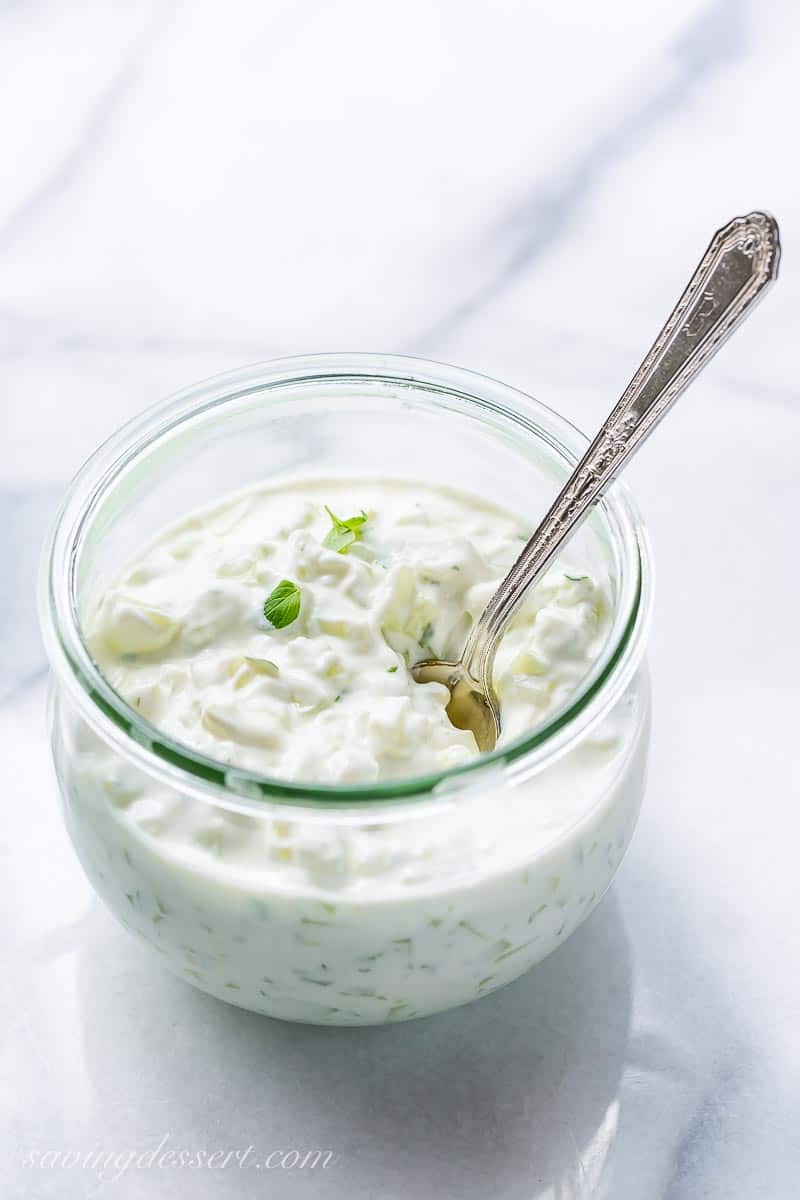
(411, 659, 500, 752)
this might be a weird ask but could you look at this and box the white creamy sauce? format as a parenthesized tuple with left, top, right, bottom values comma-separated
(65, 477, 646, 1024)
(87, 478, 611, 783)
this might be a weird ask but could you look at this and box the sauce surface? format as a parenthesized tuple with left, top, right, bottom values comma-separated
(87, 479, 611, 784)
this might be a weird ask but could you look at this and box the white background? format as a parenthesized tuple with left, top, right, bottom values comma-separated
(2, 1, 799, 1196)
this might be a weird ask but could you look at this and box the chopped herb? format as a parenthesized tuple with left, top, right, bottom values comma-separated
(263, 580, 301, 629)
(458, 919, 488, 940)
(322, 506, 368, 554)
(495, 941, 530, 963)
(564, 573, 589, 583)
(294, 973, 332, 987)
(387, 665, 398, 673)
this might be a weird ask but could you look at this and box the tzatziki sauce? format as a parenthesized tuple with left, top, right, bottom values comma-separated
(87, 479, 611, 782)
(59, 478, 648, 1023)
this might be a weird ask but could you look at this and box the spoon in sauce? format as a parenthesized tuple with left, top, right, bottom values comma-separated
(412, 211, 780, 751)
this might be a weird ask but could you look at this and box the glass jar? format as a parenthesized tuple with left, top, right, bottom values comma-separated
(39, 354, 652, 1025)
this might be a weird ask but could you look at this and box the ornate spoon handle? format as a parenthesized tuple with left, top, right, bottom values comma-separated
(464, 211, 780, 684)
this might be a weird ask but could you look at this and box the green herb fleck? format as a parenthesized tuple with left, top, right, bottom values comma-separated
(387, 665, 398, 673)
(564, 573, 589, 583)
(295, 973, 332, 987)
(495, 941, 530, 963)
(263, 580, 301, 629)
(322, 506, 368, 554)
(458, 919, 488, 940)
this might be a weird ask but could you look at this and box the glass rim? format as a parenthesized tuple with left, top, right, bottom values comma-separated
(38, 352, 653, 811)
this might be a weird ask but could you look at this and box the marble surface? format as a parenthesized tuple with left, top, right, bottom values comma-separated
(3, 1, 800, 1196)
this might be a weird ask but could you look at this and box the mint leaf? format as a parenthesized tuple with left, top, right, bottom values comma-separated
(322, 506, 368, 554)
(263, 580, 301, 629)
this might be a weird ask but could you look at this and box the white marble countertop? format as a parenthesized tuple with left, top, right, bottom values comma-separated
(3, 1, 799, 1196)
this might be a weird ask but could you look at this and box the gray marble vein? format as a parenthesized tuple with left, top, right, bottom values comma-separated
(0, 3, 173, 254)
(414, 0, 747, 353)
(0, 305, 272, 362)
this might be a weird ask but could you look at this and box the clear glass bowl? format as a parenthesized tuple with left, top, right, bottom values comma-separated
(39, 353, 652, 1025)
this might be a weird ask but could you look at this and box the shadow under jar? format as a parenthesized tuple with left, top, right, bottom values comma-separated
(39, 354, 652, 1025)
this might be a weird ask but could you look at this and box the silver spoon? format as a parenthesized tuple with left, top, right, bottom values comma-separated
(412, 211, 780, 752)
